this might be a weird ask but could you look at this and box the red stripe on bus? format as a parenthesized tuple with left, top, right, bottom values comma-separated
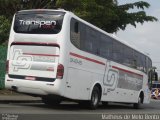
(23, 53, 59, 57)
(70, 52, 105, 66)
(112, 66, 143, 77)
(11, 42, 60, 47)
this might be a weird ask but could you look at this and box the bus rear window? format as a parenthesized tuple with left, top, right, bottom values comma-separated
(14, 11, 65, 34)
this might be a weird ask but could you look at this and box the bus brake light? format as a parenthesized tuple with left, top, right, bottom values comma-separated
(56, 64, 64, 79)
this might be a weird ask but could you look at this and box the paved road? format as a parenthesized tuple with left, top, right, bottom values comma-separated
(0, 100, 160, 120)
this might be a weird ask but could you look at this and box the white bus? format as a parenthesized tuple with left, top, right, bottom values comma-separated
(5, 9, 152, 109)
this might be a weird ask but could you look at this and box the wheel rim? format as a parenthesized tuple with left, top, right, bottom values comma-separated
(92, 91, 99, 106)
(138, 97, 141, 104)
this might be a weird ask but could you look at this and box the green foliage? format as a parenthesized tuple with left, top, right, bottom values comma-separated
(118, 1, 150, 10)
(56, 0, 158, 33)
(0, 0, 21, 19)
(115, 1, 158, 32)
(0, 0, 158, 44)
(0, 16, 11, 44)
(0, 46, 7, 89)
(56, 0, 119, 32)
(20, 0, 56, 9)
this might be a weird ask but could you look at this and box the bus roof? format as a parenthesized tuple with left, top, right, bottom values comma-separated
(17, 9, 67, 13)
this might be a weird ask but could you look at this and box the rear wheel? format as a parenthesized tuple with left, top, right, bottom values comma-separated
(133, 96, 142, 109)
(89, 86, 101, 109)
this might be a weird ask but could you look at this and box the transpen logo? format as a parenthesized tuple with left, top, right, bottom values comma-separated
(12, 49, 33, 72)
(19, 20, 57, 28)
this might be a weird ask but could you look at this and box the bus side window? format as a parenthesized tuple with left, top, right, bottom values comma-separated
(70, 19, 80, 48)
(132, 59, 137, 69)
(74, 22, 79, 33)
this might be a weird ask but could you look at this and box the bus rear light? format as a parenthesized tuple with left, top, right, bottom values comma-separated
(6, 60, 9, 74)
(56, 64, 64, 79)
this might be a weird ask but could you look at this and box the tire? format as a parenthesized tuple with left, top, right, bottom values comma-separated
(133, 96, 142, 109)
(89, 86, 101, 109)
(42, 96, 61, 106)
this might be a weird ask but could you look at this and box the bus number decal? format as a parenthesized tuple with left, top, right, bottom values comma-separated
(70, 58, 82, 65)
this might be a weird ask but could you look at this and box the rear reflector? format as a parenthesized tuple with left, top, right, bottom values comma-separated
(56, 64, 64, 79)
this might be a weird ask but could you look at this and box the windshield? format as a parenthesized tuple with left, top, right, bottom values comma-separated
(14, 11, 65, 34)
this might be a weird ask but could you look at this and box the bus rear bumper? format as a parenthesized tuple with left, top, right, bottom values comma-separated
(5, 75, 63, 96)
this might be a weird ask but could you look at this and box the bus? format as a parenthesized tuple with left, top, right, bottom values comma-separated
(5, 9, 153, 109)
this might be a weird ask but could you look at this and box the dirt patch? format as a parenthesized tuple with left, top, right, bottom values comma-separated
(0, 89, 21, 95)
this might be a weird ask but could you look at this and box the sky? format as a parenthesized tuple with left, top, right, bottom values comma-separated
(116, 0, 160, 75)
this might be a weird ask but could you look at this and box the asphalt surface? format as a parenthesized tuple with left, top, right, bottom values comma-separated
(0, 95, 41, 103)
(0, 95, 160, 120)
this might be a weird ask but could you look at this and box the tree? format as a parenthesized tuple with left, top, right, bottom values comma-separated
(55, 0, 158, 33)
(0, 0, 21, 19)
(0, 0, 55, 19)
(114, 1, 158, 33)
(0, 0, 157, 33)
(0, 0, 55, 44)
(20, 0, 56, 9)
(0, 16, 10, 44)
(0, 0, 158, 44)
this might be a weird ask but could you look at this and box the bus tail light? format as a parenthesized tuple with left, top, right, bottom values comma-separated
(56, 64, 64, 79)
(6, 60, 9, 74)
